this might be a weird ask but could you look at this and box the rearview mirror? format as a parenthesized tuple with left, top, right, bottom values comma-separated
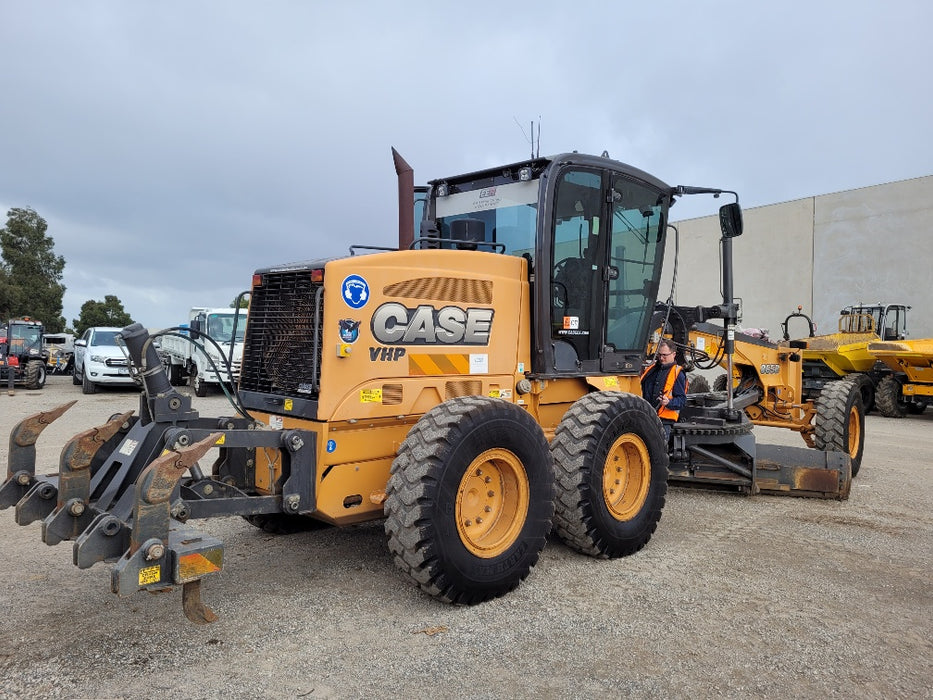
(719, 202, 743, 238)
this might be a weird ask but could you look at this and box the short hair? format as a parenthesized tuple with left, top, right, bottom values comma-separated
(657, 339, 675, 354)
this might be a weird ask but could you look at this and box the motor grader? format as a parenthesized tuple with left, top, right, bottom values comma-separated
(1, 151, 854, 624)
(654, 303, 866, 477)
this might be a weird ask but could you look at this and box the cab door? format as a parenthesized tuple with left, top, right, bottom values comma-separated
(600, 174, 666, 374)
(548, 168, 605, 373)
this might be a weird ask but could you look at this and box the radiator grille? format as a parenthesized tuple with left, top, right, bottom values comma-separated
(240, 272, 324, 399)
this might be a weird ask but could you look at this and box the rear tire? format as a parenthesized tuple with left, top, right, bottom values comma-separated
(73, 366, 81, 385)
(550, 392, 668, 558)
(845, 373, 875, 413)
(815, 378, 866, 477)
(875, 375, 907, 418)
(384, 397, 554, 604)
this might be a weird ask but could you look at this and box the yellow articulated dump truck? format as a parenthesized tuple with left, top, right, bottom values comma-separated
(867, 338, 933, 416)
(1, 151, 855, 623)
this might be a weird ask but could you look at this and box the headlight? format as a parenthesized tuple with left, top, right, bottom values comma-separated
(90, 354, 108, 363)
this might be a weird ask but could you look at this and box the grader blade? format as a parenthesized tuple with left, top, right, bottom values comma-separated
(754, 443, 851, 499)
(0, 401, 76, 509)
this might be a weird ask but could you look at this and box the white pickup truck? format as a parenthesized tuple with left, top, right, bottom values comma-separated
(159, 307, 248, 396)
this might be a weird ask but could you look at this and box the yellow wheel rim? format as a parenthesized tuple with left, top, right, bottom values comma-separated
(602, 433, 651, 521)
(847, 405, 861, 459)
(456, 448, 529, 559)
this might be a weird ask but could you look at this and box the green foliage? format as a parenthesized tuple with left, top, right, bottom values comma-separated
(229, 295, 250, 309)
(73, 295, 134, 336)
(0, 207, 67, 332)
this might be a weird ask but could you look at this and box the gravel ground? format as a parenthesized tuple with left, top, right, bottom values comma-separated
(1, 375, 931, 699)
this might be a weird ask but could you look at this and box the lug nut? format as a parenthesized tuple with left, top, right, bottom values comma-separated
(15, 472, 31, 486)
(68, 499, 86, 517)
(146, 543, 165, 560)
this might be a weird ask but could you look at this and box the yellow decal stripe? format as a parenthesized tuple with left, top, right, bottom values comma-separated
(409, 353, 470, 375)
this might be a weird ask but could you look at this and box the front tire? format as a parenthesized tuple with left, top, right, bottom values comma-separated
(815, 378, 866, 477)
(550, 392, 668, 558)
(687, 374, 710, 394)
(24, 360, 46, 389)
(384, 397, 554, 604)
(82, 370, 97, 394)
(192, 371, 208, 397)
(875, 375, 907, 418)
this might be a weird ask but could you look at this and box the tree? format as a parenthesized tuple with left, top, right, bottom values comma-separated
(0, 207, 67, 331)
(73, 295, 134, 336)
(229, 295, 249, 309)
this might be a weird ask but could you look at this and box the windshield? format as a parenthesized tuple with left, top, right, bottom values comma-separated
(11, 324, 42, 351)
(91, 330, 120, 346)
(207, 313, 247, 342)
(434, 178, 539, 262)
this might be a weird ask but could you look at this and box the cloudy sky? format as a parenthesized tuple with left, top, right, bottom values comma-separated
(1, 2, 930, 331)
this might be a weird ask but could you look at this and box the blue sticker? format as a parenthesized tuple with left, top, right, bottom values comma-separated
(339, 319, 361, 343)
(342, 274, 370, 309)
(326, 439, 337, 453)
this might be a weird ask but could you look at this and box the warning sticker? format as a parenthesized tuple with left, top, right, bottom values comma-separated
(361, 388, 383, 403)
(139, 565, 161, 586)
(118, 439, 139, 457)
(269, 415, 284, 430)
(284, 399, 293, 412)
(603, 377, 619, 388)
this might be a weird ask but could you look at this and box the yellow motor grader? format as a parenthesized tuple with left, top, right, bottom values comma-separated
(1, 151, 854, 624)
(653, 303, 866, 478)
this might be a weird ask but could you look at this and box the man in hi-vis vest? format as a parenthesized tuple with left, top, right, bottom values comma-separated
(640, 339, 688, 440)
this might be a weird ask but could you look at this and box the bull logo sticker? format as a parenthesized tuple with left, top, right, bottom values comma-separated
(342, 274, 369, 309)
(339, 319, 361, 343)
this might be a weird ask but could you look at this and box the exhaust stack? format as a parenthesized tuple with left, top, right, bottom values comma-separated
(393, 147, 415, 250)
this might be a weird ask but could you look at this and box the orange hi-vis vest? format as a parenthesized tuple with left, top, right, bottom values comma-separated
(640, 363, 685, 421)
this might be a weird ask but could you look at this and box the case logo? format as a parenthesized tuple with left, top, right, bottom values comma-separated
(371, 303, 493, 345)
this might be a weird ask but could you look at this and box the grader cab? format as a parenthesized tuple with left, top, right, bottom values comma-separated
(1, 151, 855, 623)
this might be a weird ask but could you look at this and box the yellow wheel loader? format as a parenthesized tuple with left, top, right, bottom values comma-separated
(1, 151, 853, 624)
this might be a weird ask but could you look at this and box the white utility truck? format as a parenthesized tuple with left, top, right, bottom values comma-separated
(158, 307, 247, 396)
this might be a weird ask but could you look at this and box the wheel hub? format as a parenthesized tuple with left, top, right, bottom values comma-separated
(602, 433, 651, 521)
(456, 448, 529, 558)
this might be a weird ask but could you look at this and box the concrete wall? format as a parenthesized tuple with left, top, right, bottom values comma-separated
(668, 174, 933, 340)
